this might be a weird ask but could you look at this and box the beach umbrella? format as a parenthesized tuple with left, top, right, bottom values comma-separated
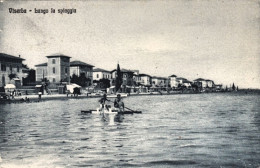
(71, 83, 81, 88)
(4, 84, 16, 89)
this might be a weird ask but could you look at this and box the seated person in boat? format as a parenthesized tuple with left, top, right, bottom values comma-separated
(99, 94, 109, 111)
(114, 94, 124, 112)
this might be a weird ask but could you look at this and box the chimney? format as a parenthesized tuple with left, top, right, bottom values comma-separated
(19, 55, 21, 58)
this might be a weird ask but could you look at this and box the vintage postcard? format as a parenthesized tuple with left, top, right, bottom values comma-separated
(0, 0, 259, 168)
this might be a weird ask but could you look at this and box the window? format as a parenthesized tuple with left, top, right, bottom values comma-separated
(1, 64, 6, 71)
(103, 74, 105, 78)
(53, 78, 56, 83)
(65, 68, 67, 73)
(37, 69, 42, 73)
(2, 75, 5, 85)
(53, 67, 55, 74)
(17, 66, 20, 72)
(97, 74, 99, 78)
(52, 59, 56, 64)
(10, 65, 12, 72)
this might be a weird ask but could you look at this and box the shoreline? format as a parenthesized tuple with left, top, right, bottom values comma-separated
(0, 90, 255, 104)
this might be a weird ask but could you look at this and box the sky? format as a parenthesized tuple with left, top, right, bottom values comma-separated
(0, 0, 259, 89)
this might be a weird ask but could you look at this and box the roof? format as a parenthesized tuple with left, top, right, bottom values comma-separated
(111, 68, 134, 73)
(35, 63, 47, 67)
(139, 73, 152, 77)
(0, 53, 25, 61)
(152, 76, 167, 80)
(93, 68, 110, 73)
(194, 78, 205, 81)
(205, 79, 213, 82)
(183, 80, 192, 83)
(70, 60, 94, 67)
(169, 74, 177, 77)
(46, 54, 71, 59)
(176, 77, 187, 80)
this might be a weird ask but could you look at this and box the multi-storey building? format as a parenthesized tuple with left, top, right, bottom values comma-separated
(193, 78, 207, 88)
(47, 54, 70, 83)
(132, 70, 141, 85)
(35, 54, 71, 83)
(205, 79, 215, 88)
(183, 80, 192, 88)
(176, 77, 187, 85)
(168, 74, 178, 88)
(152, 76, 167, 87)
(139, 74, 152, 86)
(70, 60, 94, 85)
(35, 63, 47, 82)
(0, 53, 25, 87)
(93, 68, 111, 81)
(111, 68, 134, 86)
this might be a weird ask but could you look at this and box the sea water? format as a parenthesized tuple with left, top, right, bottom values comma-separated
(0, 93, 259, 168)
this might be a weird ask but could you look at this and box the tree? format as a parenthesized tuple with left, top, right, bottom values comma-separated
(115, 64, 123, 92)
(8, 73, 17, 80)
(70, 73, 91, 87)
(99, 78, 110, 88)
(232, 83, 236, 91)
(22, 64, 29, 69)
(23, 69, 36, 85)
(70, 74, 79, 84)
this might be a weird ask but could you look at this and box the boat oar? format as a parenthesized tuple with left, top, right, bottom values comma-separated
(107, 99, 141, 114)
(124, 106, 135, 112)
(124, 106, 142, 114)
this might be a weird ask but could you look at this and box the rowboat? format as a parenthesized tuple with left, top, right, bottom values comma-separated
(81, 108, 141, 114)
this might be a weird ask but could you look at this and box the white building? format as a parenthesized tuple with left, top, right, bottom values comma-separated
(35, 54, 71, 83)
(139, 74, 152, 86)
(70, 60, 94, 85)
(183, 80, 192, 88)
(176, 77, 187, 85)
(169, 74, 178, 88)
(205, 79, 215, 88)
(35, 63, 47, 82)
(93, 68, 111, 81)
(152, 76, 167, 87)
(193, 78, 207, 88)
(0, 53, 25, 87)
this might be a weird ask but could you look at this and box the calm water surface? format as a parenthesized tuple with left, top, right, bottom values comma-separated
(0, 93, 259, 168)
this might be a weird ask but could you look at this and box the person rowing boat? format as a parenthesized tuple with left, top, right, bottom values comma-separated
(114, 94, 124, 112)
(98, 94, 110, 113)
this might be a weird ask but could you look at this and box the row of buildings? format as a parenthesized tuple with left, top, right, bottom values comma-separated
(0, 53, 221, 91)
